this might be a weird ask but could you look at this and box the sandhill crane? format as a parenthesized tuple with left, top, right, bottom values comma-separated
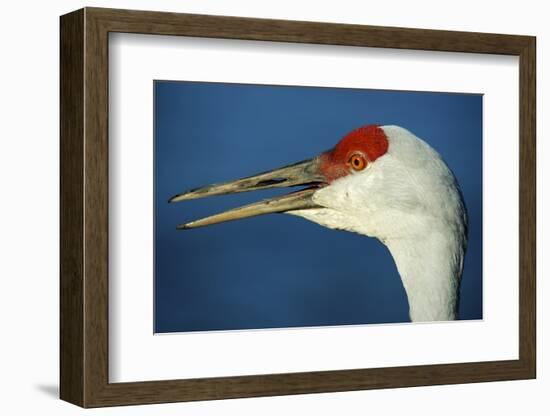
(169, 125, 468, 322)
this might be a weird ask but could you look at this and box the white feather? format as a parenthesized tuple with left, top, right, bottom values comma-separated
(290, 126, 468, 322)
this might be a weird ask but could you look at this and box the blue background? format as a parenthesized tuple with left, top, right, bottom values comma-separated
(154, 81, 482, 333)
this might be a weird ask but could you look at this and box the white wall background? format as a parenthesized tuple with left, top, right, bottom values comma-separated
(0, 0, 545, 414)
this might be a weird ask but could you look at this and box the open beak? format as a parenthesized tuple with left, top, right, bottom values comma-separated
(169, 157, 327, 230)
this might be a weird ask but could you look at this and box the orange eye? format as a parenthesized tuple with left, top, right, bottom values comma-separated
(348, 153, 367, 171)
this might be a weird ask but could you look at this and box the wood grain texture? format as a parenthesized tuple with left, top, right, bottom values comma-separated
(89, 7, 532, 54)
(59, 8, 84, 406)
(59, 7, 537, 408)
(83, 10, 110, 406)
(518, 38, 536, 375)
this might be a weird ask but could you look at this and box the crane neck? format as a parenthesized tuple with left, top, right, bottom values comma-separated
(385, 231, 465, 322)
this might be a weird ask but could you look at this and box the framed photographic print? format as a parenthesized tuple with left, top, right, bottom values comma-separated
(60, 7, 536, 408)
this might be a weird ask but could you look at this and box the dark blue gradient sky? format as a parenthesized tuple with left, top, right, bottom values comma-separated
(154, 81, 482, 333)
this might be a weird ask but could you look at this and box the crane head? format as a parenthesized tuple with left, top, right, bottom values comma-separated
(169, 124, 466, 244)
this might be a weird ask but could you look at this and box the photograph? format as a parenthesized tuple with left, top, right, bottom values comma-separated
(53, 4, 537, 410)
(154, 81, 483, 333)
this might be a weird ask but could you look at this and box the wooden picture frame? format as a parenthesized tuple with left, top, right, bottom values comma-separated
(60, 7, 536, 408)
